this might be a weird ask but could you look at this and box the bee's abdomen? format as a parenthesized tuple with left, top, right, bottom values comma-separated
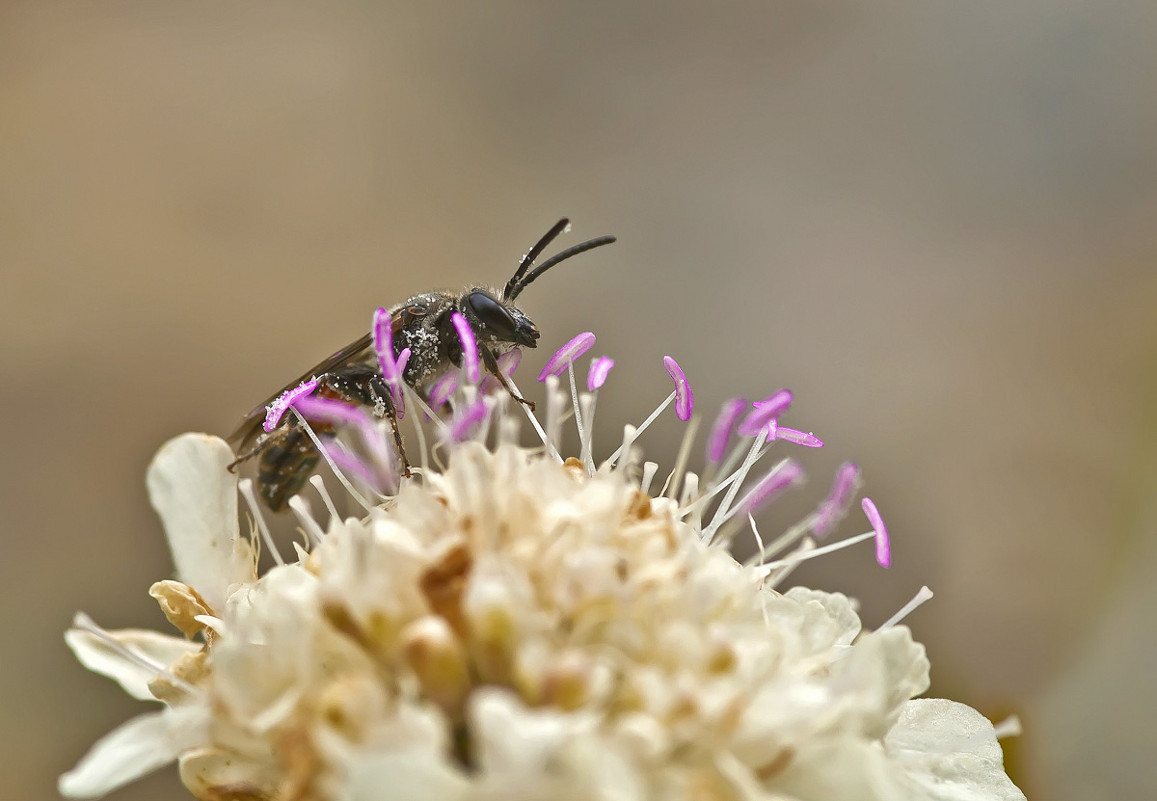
(257, 426, 320, 512)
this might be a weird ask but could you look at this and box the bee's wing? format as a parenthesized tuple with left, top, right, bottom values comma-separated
(228, 331, 375, 449)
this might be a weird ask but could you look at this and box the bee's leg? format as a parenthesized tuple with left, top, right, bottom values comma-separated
(381, 386, 412, 478)
(315, 365, 412, 481)
(481, 347, 536, 412)
(360, 372, 412, 479)
(227, 435, 273, 472)
(391, 413, 412, 478)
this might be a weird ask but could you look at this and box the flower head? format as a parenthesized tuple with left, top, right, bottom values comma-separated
(61, 332, 1024, 801)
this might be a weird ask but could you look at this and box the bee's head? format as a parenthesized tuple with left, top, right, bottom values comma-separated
(454, 219, 615, 357)
(462, 289, 540, 348)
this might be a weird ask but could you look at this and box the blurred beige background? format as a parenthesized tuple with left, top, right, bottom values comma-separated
(3, 2, 1156, 799)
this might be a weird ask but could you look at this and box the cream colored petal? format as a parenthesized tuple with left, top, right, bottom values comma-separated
(65, 626, 200, 701)
(769, 736, 912, 801)
(839, 626, 931, 736)
(885, 699, 1026, 801)
(178, 747, 280, 801)
(146, 433, 255, 610)
(784, 587, 862, 646)
(346, 752, 470, 801)
(150, 579, 213, 638)
(58, 706, 207, 798)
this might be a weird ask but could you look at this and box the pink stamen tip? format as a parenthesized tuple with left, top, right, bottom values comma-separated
(480, 348, 523, 394)
(263, 379, 319, 432)
(862, 497, 891, 568)
(428, 371, 459, 409)
(813, 462, 861, 539)
(587, 356, 615, 392)
(539, 332, 596, 381)
(662, 355, 694, 421)
(775, 426, 824, 448)
(497, 347, 522, 375)
(740, 459, 805, 516)
(291, 394, 371, 429)
(449, 398, 489, 442)
(372, 307, 404, 386)
(738, 389, 793, 437)
(707, 398, 747, 463)
(390, 347, 411, 417)
(319, 440, 377, 485)
(450, 311, 481, 383)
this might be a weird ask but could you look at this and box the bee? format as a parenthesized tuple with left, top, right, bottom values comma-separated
(228, 218, 616, 511)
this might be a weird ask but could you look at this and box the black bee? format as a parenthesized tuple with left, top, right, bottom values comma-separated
(228, 218, 615, 511)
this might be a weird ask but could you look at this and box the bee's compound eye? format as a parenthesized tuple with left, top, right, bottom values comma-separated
(466, 292, 517, 339)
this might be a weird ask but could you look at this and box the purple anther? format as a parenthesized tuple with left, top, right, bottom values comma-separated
(291, 394, 371, 429)
(479, 348, 523, 394)
(587, 356, 615, 392)
(428, 371, 459, 409)
(861, 497, 891, 568)
(450, 311, 481, 383)
(390, 347, 411, 418)
(738, 389, 793, 437)
(538, 332, 596, 381)
(264, 379, 319, 432)
(319, 440, 377, 485)
(373, 308, 403, 385)
(449, 398, 489, 442)
(775, 427, 824, 448)
(662, 356, 694, 421)
(739, 459, 805, 516)
(706, 398, 747, 463)
(813, 462, 861, 539)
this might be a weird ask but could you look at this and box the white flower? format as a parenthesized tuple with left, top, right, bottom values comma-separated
(60, 335, 1025, 801)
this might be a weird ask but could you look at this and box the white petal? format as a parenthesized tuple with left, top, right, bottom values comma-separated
(146, 433, 255, 610)
(770, 736, 911, 801)
(179, 747, 279, 801)
(839, 627, 931, 735)
(65, 627, 200, 701)
(784, 587, 862, 646)
(346, 752, 469, 801)
(58, 706, 207, 798)
(885, 699, 1027, 801)
(471, 688, 579, 773)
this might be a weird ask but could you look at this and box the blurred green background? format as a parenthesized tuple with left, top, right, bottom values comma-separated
(3, 3, 1156, 799)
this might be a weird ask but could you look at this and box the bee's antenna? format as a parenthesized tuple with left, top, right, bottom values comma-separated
(506, 235, 617, 301)
(503, 218, 570, 300)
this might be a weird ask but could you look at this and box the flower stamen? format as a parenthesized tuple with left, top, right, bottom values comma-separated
(662, 356, 694, 421)
(737, 389, 792, 437)
(263, 378, 318, 433)
(601, 391, 677, 469)
(862, 497, 891, 568)
(706, 398, 747, 464)
(587, 355, 614, 391)
(308, 474, 340, 524)
(70, 613, 199, 697)
(814, 462, 862, 539)
(877, 585, 934, 631)
(291, 409, 375, 513)
(756, 530, 876, 573)
(373, 308, 407, 414)
(450, 311, 481, 383)
(538, 331, 596, 381)
(287, 495, 326, 545)
(237, 478, 284, 566)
